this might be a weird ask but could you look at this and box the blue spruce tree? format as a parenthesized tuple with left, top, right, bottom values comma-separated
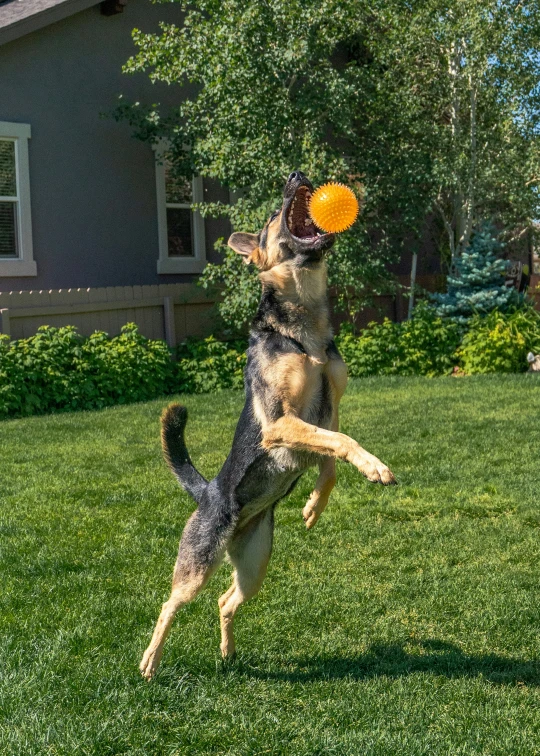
(431, 226, 516, 325)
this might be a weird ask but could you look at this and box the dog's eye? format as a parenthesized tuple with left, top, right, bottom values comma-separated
(269, 210, 280, 222)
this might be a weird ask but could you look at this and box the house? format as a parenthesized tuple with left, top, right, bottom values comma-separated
(0, 0, 451, 343)
(0, 0, 229, 343)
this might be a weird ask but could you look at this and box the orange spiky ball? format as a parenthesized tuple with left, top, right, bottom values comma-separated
(309, 182, 359, 234)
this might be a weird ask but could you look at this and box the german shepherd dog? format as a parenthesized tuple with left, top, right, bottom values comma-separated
(140, 171, 396, 680)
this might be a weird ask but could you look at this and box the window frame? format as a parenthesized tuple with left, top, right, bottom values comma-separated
(0, 121, 36, 277)
(154, 142, 206, 274)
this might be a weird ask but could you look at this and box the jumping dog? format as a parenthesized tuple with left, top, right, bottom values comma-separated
(140, 170, 396, 680)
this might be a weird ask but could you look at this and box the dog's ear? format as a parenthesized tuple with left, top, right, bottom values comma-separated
(228, 232, 260, 264)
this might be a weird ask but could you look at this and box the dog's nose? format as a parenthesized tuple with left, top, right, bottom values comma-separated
(287, 170, 305, 183)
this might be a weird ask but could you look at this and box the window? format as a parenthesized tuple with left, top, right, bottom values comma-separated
(154, 144, 206, 274)
(0, 140, 18, 258)
(0, 122, 35, 276)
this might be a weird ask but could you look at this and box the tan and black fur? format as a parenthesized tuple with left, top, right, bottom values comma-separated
(140, 171, 396, 680)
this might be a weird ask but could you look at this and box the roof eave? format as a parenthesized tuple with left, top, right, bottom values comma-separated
(0, 0, 102, 47)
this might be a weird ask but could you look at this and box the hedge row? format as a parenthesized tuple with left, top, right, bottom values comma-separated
(0, 324, 246, 419)
(336, 303, 540, 378)
(1, 305, 539, 419)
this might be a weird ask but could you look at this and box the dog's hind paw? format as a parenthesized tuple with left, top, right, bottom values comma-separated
(378, 465, 397, 485)
(140, 649, 161, 681)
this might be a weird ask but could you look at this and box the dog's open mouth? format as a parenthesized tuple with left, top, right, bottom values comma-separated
(286, 185, 324, 241)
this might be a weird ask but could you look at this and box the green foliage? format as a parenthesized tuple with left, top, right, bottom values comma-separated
(176, 335, 247, 393)
(199, 240, 262, 330)
(119, 0, 540, 328)
(338, 303, 540, 378)
(458, 307, 540, 374)
(2, 304, 538, 421)
(78, 324, 174, 406)
(337, 319, 401, 378)
(432, 227, 517, 324)
(0, 325, 253, 419)
(386, 0, 540, 261)
(0, 324, 174, 419)
(336, 303, 461, 377)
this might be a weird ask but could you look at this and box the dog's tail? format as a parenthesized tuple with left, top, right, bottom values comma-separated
(161, 403, 208, 505)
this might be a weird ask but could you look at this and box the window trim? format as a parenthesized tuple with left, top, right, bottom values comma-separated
(0, 121, 36, 277)
(153, 142, 206, 274)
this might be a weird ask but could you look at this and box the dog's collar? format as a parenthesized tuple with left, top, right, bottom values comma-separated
(288, 335, 334, 365)
(256, 326, 331, 361)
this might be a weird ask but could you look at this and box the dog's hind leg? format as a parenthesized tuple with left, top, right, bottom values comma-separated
(140, 509, 231, 680)
(219, 508, 274, 658)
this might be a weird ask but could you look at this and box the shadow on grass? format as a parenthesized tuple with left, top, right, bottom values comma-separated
(238, 639, 540, 687)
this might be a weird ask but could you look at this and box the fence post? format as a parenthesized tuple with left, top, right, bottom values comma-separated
(0, 308, 10, 338)
(163, 297, 176, 348)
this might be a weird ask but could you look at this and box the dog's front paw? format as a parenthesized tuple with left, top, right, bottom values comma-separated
(351, 452, 397, 486)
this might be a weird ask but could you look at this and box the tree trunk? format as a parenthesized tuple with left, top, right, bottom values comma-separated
(408, 251, 418, 319)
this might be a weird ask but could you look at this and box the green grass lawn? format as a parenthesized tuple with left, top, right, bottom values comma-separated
(1, 375, 540, 755)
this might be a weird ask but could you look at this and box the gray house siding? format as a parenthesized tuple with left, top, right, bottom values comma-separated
(0, 0, 229, 292)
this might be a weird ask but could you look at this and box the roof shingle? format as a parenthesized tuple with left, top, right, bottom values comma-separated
(0, 0, 101, 45)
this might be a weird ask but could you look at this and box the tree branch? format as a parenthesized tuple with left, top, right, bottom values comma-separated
(505, 226, 530, 244)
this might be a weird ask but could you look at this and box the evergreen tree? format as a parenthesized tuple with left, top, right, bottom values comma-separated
(431, 227, 516, 325)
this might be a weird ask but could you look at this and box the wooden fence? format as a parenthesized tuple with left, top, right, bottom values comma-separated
(0, 283, 217, 346)
(2, 276, 536, 346)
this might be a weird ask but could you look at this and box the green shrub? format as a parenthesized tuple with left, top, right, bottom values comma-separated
(2, 304, 538, 421)
(396, 304, 462, 376)
(176, 336, 247, 394)
(0, 326, 249, 420)
(336, 303, 461, 377)
(337, 304, 540, 379)
(336, 319, 400, 377)
(458, 307, 540, 374)
(0, 324, 174, 419)
(79, 324, 174, 407)
(0, 332, 31, 417)
(0, 325, 87, 417)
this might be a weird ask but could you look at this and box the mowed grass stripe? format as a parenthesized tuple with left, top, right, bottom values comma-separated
(1, 375, 539, 755)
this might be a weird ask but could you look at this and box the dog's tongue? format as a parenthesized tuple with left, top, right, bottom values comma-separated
(293, 217, 318, 238)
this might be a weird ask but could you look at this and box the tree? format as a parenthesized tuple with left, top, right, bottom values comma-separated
(119, 0, 540, 329)
(431, 225, 517, 325)
(377, 0, 540, 267)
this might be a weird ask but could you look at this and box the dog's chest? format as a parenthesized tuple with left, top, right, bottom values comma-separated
(235, 450, 313, 525)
